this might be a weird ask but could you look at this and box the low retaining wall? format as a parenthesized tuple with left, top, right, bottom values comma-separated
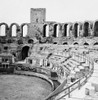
(14, 70, 54, 91)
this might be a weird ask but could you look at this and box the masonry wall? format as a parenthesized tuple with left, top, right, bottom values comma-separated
(28, 8, 46, 37)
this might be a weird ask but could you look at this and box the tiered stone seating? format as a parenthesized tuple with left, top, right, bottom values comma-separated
(19, 43, 94, 100)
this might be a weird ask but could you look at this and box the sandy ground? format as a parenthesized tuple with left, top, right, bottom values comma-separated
(0, 74, 52, 100)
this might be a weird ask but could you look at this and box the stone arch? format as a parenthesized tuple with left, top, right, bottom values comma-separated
(53, 42, 58, 44)
(94, 21, 98, 36)
(21, 45, 30, 60)
(10, 23, 20, 37)
(83, 22, 90, 37)
(63, 24, 68, 37)
(21, 23, 29, 37)
(63, 24, 70, 37)
(43, 24, 49, 37)
(63, 42, 68, 45)
(83, 42, 89, 46)
(94, 42, 98, 45)
(73, 42, 79, 45)
(53, 24, 59, 37)
(73, 23, 80, 38)
(28, 39, 34, 44)
(0, 23, 8, 36)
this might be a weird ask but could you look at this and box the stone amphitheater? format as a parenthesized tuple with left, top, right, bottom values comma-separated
(0, 8, 98, 100)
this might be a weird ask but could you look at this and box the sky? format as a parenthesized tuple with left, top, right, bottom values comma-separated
(0, 0, 98, 25)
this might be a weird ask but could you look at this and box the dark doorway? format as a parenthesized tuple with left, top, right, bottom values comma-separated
(84, 22, 89, 37)
(73, 42, 78, 45)
(94, 21, 98, 36)
(94, 42, 98, 45)
(63, 42, 68, 45)
(43, 24, 47, 37)
(83, 42, 89, 46)
(53, 24, 58, 37)
(28, 39, 34, 44)
(64, 24, 68, 37)
(21, 46, 29, 60)
(74, 23, 78, 38)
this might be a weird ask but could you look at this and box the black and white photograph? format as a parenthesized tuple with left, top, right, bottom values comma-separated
(0, 0, 98, 100)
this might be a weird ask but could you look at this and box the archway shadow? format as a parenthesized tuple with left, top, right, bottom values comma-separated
(21, 46, 30, 60)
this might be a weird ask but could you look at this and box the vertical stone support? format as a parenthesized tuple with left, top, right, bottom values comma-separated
(69, 23, 73, 37)
(89, 22, 94, 36)
(79, 23, 84, 37)
(57, 24, 63, 37)
(66, 23, 71, 37)
(48, 23, 54, 37)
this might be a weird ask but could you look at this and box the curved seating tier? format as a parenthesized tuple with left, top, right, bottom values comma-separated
(45, 51, 94, 100)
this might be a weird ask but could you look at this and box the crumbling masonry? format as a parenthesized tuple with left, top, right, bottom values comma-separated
(0, 8, 98, 61)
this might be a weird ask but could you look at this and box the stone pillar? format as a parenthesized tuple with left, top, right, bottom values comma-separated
(57, 24, 63, 37)
(48, 24, 54, 37)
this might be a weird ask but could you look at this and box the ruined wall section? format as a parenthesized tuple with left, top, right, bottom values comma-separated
(30, 8, 46, 24)
(28, 23, 43, 37)
(28, 8, 46, 37)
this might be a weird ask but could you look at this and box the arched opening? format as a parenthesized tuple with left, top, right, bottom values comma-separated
(94, 42, 98, 45)
(43, 24, 49, 37)
(17, 39, 23, 45)
(53, 24, 59, 37)
(73, 42, 79, 45)
(53, 42, 57, 44)
(0, 25, 6, 36)
(4, 46, 8, 52)
(73, 42, 79, 48)
(28, 39, 34, 44)
(83, 22, 89, 37)
(22, 25, 28, 37)
(83, 42, 89, 46)
(10, 23, 19, 37)
(64, 24, 68, 37)
(63, 42, 68, 45)
(6, 38, 13, 44)
(74, 23, 79, 38)
(94, 21, 98, 36)
(21, 46, 30, 60)
(12, 25, 17, 37)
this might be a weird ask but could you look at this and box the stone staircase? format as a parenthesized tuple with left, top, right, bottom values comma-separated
(57, 53, 94, 100)
(63, 62, 98, 100)
(45, 52, 94, 100)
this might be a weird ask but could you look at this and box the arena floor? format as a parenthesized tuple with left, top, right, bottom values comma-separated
(0, 74, 52, 100)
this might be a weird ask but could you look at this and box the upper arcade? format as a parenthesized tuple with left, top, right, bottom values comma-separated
(0, 8, 98, 38)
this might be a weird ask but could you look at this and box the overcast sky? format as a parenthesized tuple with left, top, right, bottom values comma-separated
(0, 0, 98, 25)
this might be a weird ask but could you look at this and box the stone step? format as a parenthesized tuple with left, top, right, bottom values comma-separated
(68, 61, 76, 68)
(69, 59, 80, 66)
(61, 61, 98, 100)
